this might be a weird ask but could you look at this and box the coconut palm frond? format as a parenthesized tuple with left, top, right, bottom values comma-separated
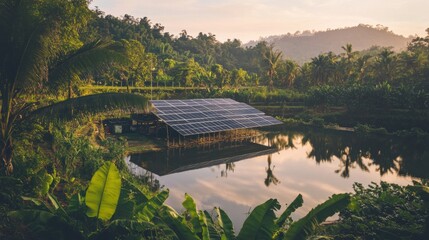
(1, 0, 52, 91)
(30, 93, 149, 120)
(48, 40, 128, 89)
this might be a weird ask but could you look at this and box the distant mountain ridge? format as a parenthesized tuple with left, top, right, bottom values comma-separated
(245, 24, 414, 64)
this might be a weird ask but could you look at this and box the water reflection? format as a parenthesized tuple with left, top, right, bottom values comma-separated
(125, 156, 162, 191)
(126, 127, 428, 231)
(259, 128, 429, 179)
(264, 155, 280, 187)
(221, 163, 236, 178)
(129, 141, 277, 176)
(128, 128, 429, 183)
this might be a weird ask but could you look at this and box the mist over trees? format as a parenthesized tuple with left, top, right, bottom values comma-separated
(246, 24, 413, 64)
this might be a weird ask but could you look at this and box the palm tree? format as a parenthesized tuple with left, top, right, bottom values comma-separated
(354, 55, 371, 82)
(264, 46, 283, 91)
(0, 0, 147, 175)
(231, 68, 247, 90)
(49, 40, 128, 98)
(340, 43, 355, 82)
(284, 60, 299, 88)
(310, 53, 336, 85)
(264, 155, 280, 187)
(374, 48, 396, 83)
(341, 43, 354, 61)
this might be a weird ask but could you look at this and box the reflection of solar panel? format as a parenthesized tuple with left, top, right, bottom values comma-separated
(150, 98, 282, 136)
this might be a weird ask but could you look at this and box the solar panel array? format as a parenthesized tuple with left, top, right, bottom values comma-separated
(150, 98, 282, 136)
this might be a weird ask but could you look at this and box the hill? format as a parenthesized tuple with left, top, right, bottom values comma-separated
(245, 24, 414, 64)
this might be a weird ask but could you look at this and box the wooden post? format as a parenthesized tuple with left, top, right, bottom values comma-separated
(166, 125, 169, 148)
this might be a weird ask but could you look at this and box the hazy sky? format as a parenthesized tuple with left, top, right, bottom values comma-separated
(90, 0, 429, 43)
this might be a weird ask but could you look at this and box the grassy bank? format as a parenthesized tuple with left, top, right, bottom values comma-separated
(255, 104, 429, 134)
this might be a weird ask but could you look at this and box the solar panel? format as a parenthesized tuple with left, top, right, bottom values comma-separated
(150, 98, 282, 136)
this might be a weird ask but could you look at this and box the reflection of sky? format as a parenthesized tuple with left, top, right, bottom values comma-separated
(127, 135, 414, 231)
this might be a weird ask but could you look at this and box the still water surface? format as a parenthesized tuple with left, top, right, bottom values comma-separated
(126, 127, 428, 230)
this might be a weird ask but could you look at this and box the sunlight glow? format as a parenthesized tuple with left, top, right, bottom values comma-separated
(90, 0, 429, 42)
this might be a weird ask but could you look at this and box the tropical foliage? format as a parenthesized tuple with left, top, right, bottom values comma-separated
(316, 181, 429, 239)
(1, 0, 428, 239)
(8, 162, 351, 240)
(0, 0, 148, 175)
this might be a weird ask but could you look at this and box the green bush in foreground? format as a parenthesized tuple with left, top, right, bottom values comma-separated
(8, 162, 350, 240)
(316, 182, 429, 239)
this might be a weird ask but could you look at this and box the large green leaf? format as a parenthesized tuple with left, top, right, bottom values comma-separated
(8, 210, 84, 240)
(152, 216, 181, 240)
(111, 186, 135, 220)
(48, 40, 128, 90)
(136, 189, 169, 222)
(198, 210, 211, 240)
(203, 210, 222, 240)
(85, 162, 122, 221)
(0, 0, 51, 90)
(237, 198, 281, 240)
(112, 178, 150, 220)
(284, 193, 350, 240)
(276, 194, 304, 228)
(158, 205, 200, 240)
(122, 177, 149, 203)
(216, 207, 235, 240)
(182, 193, 203, 237)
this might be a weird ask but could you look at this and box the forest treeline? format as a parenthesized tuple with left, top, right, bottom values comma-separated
(75, 10, 429, 102)
(1, 1, 429, 239)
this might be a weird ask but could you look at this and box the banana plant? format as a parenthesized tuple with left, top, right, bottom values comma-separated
(9, 162, 351, 240)
(282, 194, 350, 240)
(194, 194, 349, 240)
(85, 161, 121, 221)
(166, 193, 349, 240)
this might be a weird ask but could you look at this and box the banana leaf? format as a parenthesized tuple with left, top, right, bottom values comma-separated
(216, 207, 235, 240)
(85, 162, 122, 221)
(158, 205, 200, 240)
(136, 189, 169, 222)
(276, 194, 303, 228)
(284, 193, 350, 240)
(237, 198, 281, 240)
(203, 210, 222, 240)
(182, 193, 203, 237)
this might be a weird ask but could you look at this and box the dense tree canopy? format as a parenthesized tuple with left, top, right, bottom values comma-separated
(2, 1, 428, 175)
(82, 11, 429, 94)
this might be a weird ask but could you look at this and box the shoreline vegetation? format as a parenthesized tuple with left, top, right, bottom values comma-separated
(81, 85, 429, 138)
(80, 83, 429, 135)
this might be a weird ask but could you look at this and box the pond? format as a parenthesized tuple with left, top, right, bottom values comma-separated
(126, 126, 429, 230)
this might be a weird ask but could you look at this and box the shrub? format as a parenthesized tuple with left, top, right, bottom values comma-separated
(319, 182, 429, 239)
